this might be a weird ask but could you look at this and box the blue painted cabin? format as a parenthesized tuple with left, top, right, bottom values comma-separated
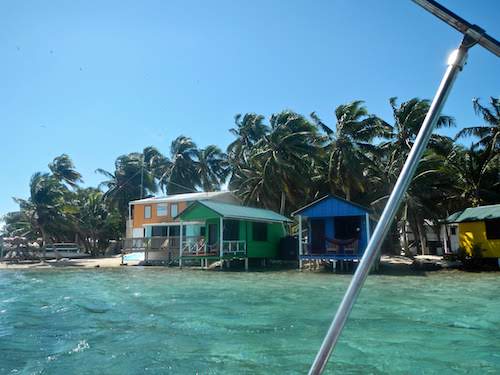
(292, 195, 372, 267)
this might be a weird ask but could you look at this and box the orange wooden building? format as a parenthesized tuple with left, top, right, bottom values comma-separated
(126, 191, 239, 239)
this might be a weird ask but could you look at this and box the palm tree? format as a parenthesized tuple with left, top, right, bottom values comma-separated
(14, 173, 67, 252)
(164, 136, 199, 195)
(97, 153, 157, 218)
(227, 113, 268, 159)
(367, 98, 455, 254)
(443, 144, 498, 207)
(73, 188, 121, 255)
(194, 145, 228, 191)
(48, 154, 82, 188)
(234, 111, 321, 213)
(311, 100, 389, 201)
(375, 97, 455, 198)
(142, 146, 172, 193)
(0, 210, 38, 240)
(227, 114, 269, 193)
(456, 97, 500, 154)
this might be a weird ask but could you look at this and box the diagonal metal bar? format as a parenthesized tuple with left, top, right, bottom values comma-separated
(308, 39, 470, 375)
(412, 0, 500, 57)
(308, 2, 498, 373)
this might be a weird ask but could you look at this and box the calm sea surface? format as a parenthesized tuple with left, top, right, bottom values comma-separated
(0, 268, 499, 374)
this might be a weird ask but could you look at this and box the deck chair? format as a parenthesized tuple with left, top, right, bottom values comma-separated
(343, 239, 359, 255)
(325, 238, 340, 254)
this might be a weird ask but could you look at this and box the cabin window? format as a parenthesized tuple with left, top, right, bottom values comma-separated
(130, 205, 134, 220)
(485, 219, 500, 240)
(157, 203, 168, 217)
(169, 225, 186, 237)
(450, 227, 456, 235)
(144, 205, 152, 219)
(253, 222, 268, 241)
(223, 220, 239, 241)
(171, 203, 178, 217)
(151, 226, 167, 237)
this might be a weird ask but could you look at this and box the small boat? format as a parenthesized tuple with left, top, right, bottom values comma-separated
(43, 243, 86, 259)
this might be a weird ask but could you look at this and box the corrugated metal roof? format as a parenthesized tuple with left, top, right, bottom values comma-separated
(181, 200, 292, 223)
(292, 195, 370, 217)
(129, 191, 234, 205)
(446, 204, 500, 223)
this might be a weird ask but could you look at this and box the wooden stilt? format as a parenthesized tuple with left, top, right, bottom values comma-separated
(245, 258, 249, 271)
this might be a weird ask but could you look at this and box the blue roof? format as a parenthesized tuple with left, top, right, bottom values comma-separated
(292, 195, 370, 218)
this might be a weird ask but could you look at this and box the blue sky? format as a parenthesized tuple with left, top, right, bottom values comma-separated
(0, 0, 499, 217)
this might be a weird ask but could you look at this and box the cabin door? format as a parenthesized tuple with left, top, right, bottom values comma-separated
(310, 220, 325, 254)
(208, 223, 218, 249)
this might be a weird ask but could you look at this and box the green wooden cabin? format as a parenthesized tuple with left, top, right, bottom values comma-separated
(176, 200, 291, 269)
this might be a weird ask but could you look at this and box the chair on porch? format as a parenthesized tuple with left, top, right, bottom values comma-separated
(325, 237, 359, 255)
(325, 237, 340, 254)
(206, 242, 219, 255)
(343, 239, 359, 255)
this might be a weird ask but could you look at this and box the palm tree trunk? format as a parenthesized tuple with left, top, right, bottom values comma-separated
(280, 192, 286, 215)
(408, 216, 420, 257)
(401, 220, 410, 257)
(416, 220, 428, 255)
(40, 226, 48, 260)
(345, 186, 351, 201)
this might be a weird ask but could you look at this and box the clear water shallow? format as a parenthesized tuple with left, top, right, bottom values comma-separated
(0, 269, 499, 374)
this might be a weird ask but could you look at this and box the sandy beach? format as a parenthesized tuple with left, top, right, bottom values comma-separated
(0, 255, 124, 269)
(0, 254, 457, 272)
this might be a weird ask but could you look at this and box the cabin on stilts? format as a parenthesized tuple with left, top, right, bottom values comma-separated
(293, 195, 374, 272)
(175, 200, 291, 270)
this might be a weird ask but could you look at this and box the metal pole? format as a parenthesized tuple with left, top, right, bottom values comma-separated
(298, 215, 303, 269)
(308, 38, 472, 375)
(140, 155, 144, 199)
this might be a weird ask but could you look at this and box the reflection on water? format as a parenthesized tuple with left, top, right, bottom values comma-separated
(0, 268, 499, 374)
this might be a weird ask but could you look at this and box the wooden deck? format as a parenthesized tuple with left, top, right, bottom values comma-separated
(300, 254, 361, 261)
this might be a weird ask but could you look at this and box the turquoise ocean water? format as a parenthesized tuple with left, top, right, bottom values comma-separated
(0, 268, 499, 374)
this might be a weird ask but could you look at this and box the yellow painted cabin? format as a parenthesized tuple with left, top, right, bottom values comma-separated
(446, 204, 500, 258)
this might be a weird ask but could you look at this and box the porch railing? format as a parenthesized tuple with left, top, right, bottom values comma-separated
(122, 236, 182, 253)
(181, 236, 206, 255)
(301, 240, 360, 256)
(222, 240, 247, 255)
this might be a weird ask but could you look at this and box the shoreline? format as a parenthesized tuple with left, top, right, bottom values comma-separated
(0, 254, 465, 274)
(0, 255, 125, 269)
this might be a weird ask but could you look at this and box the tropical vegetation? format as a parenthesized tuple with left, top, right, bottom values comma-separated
(2, 97, 499, 256)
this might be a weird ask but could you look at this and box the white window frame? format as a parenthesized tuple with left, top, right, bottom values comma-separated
(170, 203, 178, 217)
(144, 205, 152, 219)
(157, 203, 168, 217)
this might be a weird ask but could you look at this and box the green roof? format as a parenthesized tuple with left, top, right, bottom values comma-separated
(179, 200, 292, 223)
(446, 204, 500, 223)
